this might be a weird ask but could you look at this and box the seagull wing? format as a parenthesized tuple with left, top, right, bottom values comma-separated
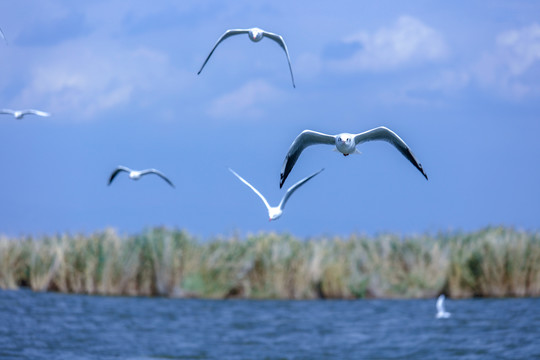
(278, 168, 323, 210)
(229, 168, 271, 211)
(108, 166, 131, 185)
(354, 126, 428, 180)
(23, 109, 51, 117)
(197, 29, 249, 75)
(263, 31, 296, 88)
(141, 169, 175, 188)
(436, 295, 444, 313)
(0, 109, 15, 116)
(280, 130, 335, 188)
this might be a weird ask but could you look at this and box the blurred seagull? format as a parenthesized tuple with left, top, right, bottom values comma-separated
(436, 294, 451, 319)
(0, 109, 51, 119)
(198, 27, 296, 88)
(108, 166, 175, 188)
(280, 126, 428, 188)
(229, 168, 323, 221)
(0, 27, 6, 44)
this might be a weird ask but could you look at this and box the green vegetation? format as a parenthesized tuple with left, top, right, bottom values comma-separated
(1, 227, 539, 299)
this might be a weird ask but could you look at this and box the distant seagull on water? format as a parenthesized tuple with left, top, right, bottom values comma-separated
(198, 27, 296, 88)
(0, 109, 51, 120)
(229, 168, 323, 221)
(108, 166, 175, 188)
(436, 294, 451, 319)
(280, 126, 428, 188)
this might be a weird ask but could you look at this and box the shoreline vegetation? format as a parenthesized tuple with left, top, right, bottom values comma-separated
(1, 227, 539, 299)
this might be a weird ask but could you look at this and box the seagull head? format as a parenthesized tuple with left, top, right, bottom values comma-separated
(249, 28, 264, 42)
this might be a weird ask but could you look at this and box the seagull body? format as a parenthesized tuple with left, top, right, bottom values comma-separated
(436, 294, 451, 319)
(108, 166, 175, 188)
(198, 27, 296, 87)
(229, 168, 323, 221)
(280, 126, 428, 188)
(0, 109, 51, 119)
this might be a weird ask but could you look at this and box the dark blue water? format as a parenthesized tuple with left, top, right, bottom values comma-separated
(1, 289, 539, 359)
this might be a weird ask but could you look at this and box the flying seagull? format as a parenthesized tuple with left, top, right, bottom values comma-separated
(436, 294, 451, 319)
(108, 166, 175, 188)
(0, 27, 6, 44)
(280, 126, 428, 188)
(0, 109, 51, 119)
(198, 27, 296, 88)
(229, 168, 323, 221)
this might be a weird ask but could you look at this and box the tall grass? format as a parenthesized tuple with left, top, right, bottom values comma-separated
(0, 227, 538, 299)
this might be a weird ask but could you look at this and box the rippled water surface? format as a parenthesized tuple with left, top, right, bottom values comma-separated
(1, 289, 539, 359)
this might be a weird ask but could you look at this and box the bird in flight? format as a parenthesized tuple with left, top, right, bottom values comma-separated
(280, 126, 428, 188)
(198, 27, 296, 88)
(229, 168, 323, 221)
(0, 109, 51, 119)
(108, 166, 175, 188)
(436, 294, 451, 319)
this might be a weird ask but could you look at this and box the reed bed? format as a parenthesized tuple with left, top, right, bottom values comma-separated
(0, 227, 539, 299)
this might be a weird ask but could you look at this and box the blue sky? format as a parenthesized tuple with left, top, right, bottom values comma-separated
(1, 0, 539, 238)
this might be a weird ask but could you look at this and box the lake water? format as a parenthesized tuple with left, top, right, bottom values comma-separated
(0, 289, 539, 359)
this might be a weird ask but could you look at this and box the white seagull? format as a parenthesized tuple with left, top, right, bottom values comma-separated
(0, 109, 51, 120)
(229, 168, 323, 221)
(198, 27, 296, 88)
(108, 166, 175, 188)
(436, 294, 451, 319)
(280, 126, 428, 188)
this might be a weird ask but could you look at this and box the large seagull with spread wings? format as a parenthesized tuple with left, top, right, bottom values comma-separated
(280, 126, 428, 188)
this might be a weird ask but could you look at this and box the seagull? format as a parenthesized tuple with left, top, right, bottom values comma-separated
(229, 168, 323, 221)
(0, 109, 51, 119)
(0, 27, 6, 44)
(108, 166, 175, 188)
(436, 294, 451, 319)
(198, 27, 296, 88)
(280, 126, 428, 188)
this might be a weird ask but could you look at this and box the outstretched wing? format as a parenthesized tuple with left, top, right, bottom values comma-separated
(263, 31, 296, 88)
(0, 109, 15, 116)
(354, 126, 428, 180)
(436, 295, 444, 313)
(141, 169, 175, 188)
(197, 29, 249, 75)
(229, 168, 271, 211)
(280, 130, 335, 188)
(108, 166, 131, 185)
(279, 168, 323, 211)
(23, 109, 51, 117)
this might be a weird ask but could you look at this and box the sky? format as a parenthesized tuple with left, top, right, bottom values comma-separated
(1, 0, 539, 238)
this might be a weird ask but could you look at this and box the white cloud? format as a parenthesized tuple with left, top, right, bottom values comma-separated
(327, 16, 448, 72)
(474, 23, 540, 98)
(11, 41, 190, 120)
(497, 24, 540, 75)
(207, 80, 282, 119)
